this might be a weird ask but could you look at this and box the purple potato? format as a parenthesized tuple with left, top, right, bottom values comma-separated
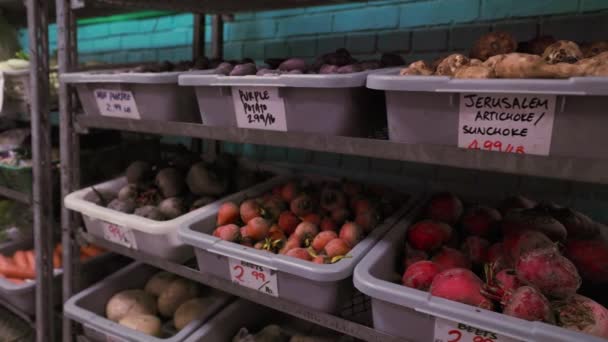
(264, 58, 286, 69)
(337, 64, 364, 74)
(229, 63, 257, 76)
(278, 58, 308, 72)
(215, 62, 234, 75)
(319, 64, 339, 74)
(287, 69, 303, 74)
(256, 68, 281, 76)
(358, 60, 382, 70)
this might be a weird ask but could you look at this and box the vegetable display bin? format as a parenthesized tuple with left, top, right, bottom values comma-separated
(63, 262, 232, 342)
(178, 70, 387, 136)
(179, 170, 413, 313)
(353, 202, 607, 342)
(61, 71, 204, 123)
(0, 239, 123, 316)
(3, 68, 58, 105)
(186, 299, 348, 341)
(64, 166, 285, 262)
(367, 71, 608, 159)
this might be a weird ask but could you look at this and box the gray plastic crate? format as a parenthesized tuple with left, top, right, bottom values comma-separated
(64, 262, 232, 342)
(353, 202, 607, 342)
(0, 239, 118, 315)
(179, 170, 414, 313)
(186, 299, 349, 341)
(367, 71, 608, 159)
(178, 70, 389, 136)
(61, 71, 204, 123)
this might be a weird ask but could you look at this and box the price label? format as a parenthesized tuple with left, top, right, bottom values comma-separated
(434, 318, 519, 342)
(232, 86, 287, 132)
(228, 257, 278, 297)
(101, 222, 137, 249)
(458, 93, 556, 156)
(94, 89, 140, 119)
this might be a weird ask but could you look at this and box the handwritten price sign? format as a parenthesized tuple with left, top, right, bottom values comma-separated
(434, 318, 519, 342)
(94, 89, 141, 119)
(101, 222, 138, 249)
(458, 93, 556, 156)
(232, 87, 287, 132)
(228, 257, 278, 297)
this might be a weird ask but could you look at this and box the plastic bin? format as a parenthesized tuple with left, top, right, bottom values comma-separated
(367, 71, 608, 159)
(64, 262, 232, 342)
(178, 70, 388, 136)
(3, 68, 58, 105)
(0, 239, 122, 316)
(186, 299, 349, 341)
(64, 167, 285, 262)
(179, 172, 413, 313)
(61, 71, 204, 123)
(353, 202, 606, 342)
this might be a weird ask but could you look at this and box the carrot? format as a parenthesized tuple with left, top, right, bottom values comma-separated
(7, 278, 24, 284)
(53, 249, 61, 269)
(0, 262, 35, 279)
(0, 254, 15, 271)
(80, 245, 104, 258)
(13, 251, 29, 270)
(54, 243, 62, 255)
(25, 250, 35, 273)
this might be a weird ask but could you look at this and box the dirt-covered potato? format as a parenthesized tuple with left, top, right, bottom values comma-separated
(435, 54, 470, 76)
(106, 289, 157, 322)
(543, 40, 583, 64)
(399, 60, 434, 76)
(174, 297, 212, 331)
(470, 31, 517, 61)
(119, 314, 162, 337)
(144, 272, 179, 297)
(157, 278, 200, 317)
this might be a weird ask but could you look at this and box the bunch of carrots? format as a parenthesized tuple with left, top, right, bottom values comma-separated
(0, 243, 105, 284)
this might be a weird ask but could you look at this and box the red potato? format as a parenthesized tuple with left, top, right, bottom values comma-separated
(462, 206, 501, 237)
(430, 268, 494, 310)
(425, 192, 463, 225)
(554, 294, 608, 338)
(278, 211, 300, 235)
(212, 224, 240, 242)
(290, 194, 314, 217)
(320, 217, 338, 231)
(402, 260, 442, 291)
(355, 210, 380, 233)
(339, 222, 364, 247)
(503, 286, 554, 323)
(240, 199, 262, 224)
(311, 231, 338, 252)
(432, 247, 471, 271)
(280, 181, 300, 202)
(460, 236, 490, 265)
(407, 220, 453, 252)
(516, 247, 581, 299)
(242, 217, 271, 241)
(324, 238, 351, 258)
(285, 248, 313, 261)
(564, 239, 608, 284)
(502, 230, 552, 264)
(217, 202, 240, 226)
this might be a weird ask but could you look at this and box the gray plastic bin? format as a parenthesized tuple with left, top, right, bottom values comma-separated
(186, 299, 348, 341)
(179, 170, 414, 313)
(353, 202, 607, 342)
(178, 70, 389, 136)
(61, 71, 204, 123)
(367, 71, 608, 159)
(63, 262, 232, 342)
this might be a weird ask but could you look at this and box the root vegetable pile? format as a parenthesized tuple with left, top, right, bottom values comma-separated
(399, 192, 608, 339)
(212, 178, 405, 264)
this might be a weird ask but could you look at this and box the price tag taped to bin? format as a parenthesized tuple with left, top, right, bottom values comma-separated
(102, 222, 138, 249)
(457, 93, 556, 156)
(94, 89, 141, 119)
(228, 257, 278, 297)
(232, 86, 287, 131)
(433, 318, 519, 342)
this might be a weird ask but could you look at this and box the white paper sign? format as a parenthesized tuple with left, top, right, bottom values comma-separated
(101, 222, 137, 249)
(458, 93, 556, 156)
(434, 318, 519, 342)
(232, 86, 287, 131)
(228, 257, 278, 297)
(94, 89, 140, 119)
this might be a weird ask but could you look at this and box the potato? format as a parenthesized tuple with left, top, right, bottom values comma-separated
(157, 278, 200, 317)
(174, 297, 212, 331)
(337, 64, 363, 74)
(229, 63, 257, 76)
(278, 58, 307, 72)
(106, 289, 157, 322)
(319, 64, 339, 74)
(119, 314, 162, 337)
(144, 272, 178, 297)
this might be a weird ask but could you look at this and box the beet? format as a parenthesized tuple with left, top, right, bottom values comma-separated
(117, 184, 138, 201)
(432, 246, 471, 271)
(430, 268, 493, 310)
(502, 230, 553, 264)
(503, 286, 554, 323)
(553, 294, 608, 338)
(125, 161, 153, 185)
(425, 192, 463, 225)
(402, 260, 441, 291)
(407, 220, 452, 252)
(107, 198, 136, 213)
(158, 197, 186, 219)
(565, 239, 608, 284)
(502, 207, 567, 242)
(516, 247, 581, 299)
(550, 207, 599, 238)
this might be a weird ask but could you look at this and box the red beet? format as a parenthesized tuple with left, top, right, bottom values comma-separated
(487, 242, 504, 264)
(320, 217, 338, 231)
(499, 195, 536, 216)
(550, 207, 598, 239)
(293, 222, 319, 245)
(502, 208, 567, 242)
(425, 192, 463, 225)
(290, 194, 314, 217)
(301, 213, 321, 226)
(495, 269, 522, 296)
(213, 224, 240, 242)
(311, 231, 338, 252)
(402, 261, 441, 291)
(503, 286, 554, 323)
(554, 294, 608, 338)
(324, 238, 351, 258)
(407, 220, 452, 252)
(432, 247, 471, 271)
(516, 247, 581, 299)
(462, 206, 501, 237)
(262, 196, 284, 221)
(331, 208, 350, 225)
(565, 239, 608, 284)
(240, 199, 262, 224)
(217, 202, 240, 226)
(430, 268, 494, 310)
(460, 236, 490, 265)
(278, 211, 301, 235)
(339, 222, 364, 247)
(355, 210, 380, 233)
(286, 247, 313, 261)
(242, 217, 271, 241)
(503, 230, 552, 264)
(278, 237, 301, 254)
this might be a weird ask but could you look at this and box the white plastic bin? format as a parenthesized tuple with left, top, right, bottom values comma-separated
(61, 71, 207, 123)
(367, 71, 608, 159)
(63, 262, 232, 342)
(179, 170, 414, 313)
(178, 70, 388, 136)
